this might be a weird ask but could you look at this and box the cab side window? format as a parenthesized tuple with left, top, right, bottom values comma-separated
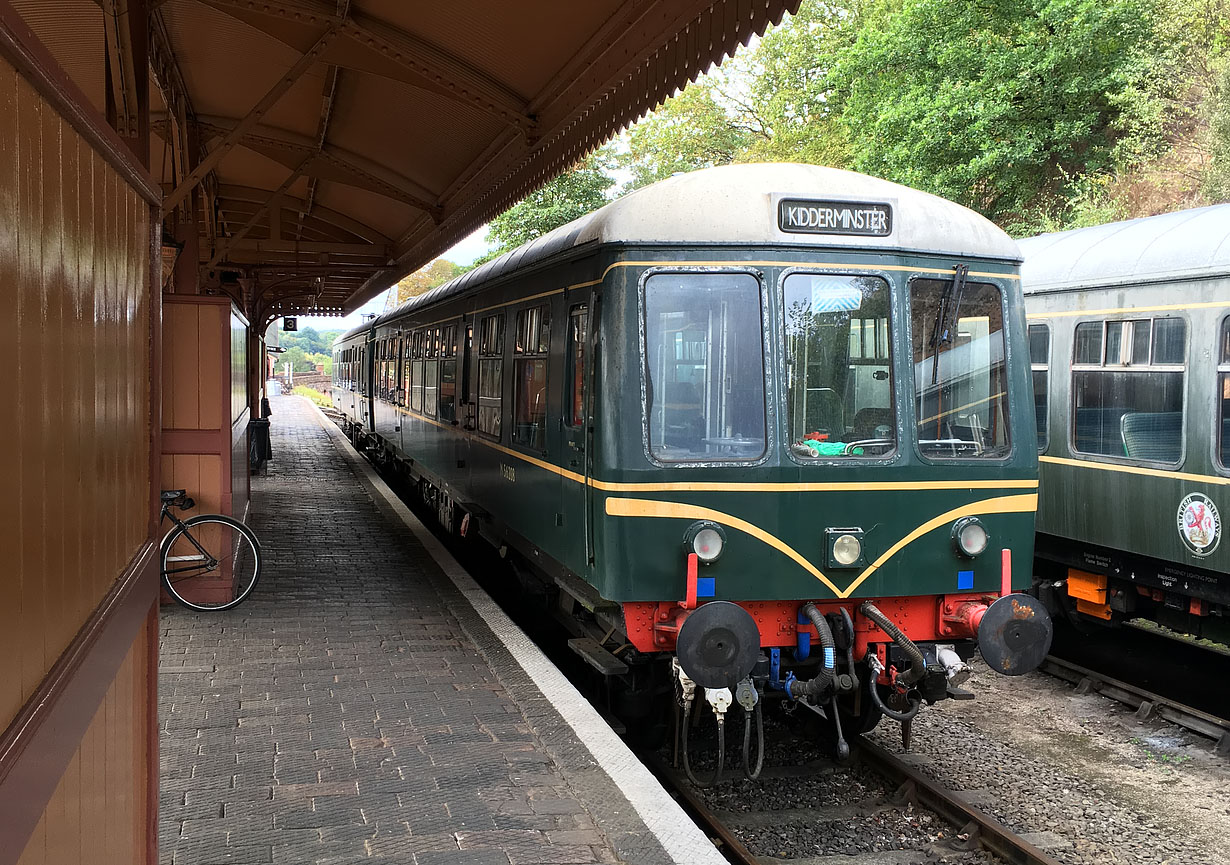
(1029, 324, 1049, 452)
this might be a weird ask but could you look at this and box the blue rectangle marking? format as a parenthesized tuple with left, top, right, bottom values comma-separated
(696, 577, 716, 598)
(957, 570, 974, 591)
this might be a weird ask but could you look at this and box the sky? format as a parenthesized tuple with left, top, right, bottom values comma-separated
(291, 224, 493, 333)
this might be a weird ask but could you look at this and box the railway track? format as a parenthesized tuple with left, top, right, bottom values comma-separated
(1040, 655, 1230, 756)
(646, 733, 1067, 865)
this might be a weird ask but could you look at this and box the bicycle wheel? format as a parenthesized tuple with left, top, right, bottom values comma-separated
(161, 514, 262, 611)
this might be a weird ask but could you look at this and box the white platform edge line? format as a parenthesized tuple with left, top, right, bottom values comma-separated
(304, 399, 727, 865)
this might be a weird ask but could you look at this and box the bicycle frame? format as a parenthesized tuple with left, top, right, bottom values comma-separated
(160, 502, 220, 574)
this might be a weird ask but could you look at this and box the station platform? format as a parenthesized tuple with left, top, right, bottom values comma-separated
(158, 395, 722, 865)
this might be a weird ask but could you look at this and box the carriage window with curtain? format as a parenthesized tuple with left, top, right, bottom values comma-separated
(644, 272, 766, 462)
(783, 274, 893, 459)
(477, 314, 503, 438)
(1071, 317, 1185, 463)
(513, 306, 550, 449)
(1029, 324, 1050, 452)
(910, 277, 1010, 459)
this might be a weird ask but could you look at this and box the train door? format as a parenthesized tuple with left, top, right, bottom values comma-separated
(455, 323, 473, 484)
(561, 297, 592, 570)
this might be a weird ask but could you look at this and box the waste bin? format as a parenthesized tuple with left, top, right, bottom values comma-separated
(249, 417, 272, 474)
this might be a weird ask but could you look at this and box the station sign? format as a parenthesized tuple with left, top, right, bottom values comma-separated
(283, 316, 298, 332)
(778, 198, 892, 237)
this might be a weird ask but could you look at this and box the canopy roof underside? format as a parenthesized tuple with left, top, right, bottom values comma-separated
(12, 0, 797, 323)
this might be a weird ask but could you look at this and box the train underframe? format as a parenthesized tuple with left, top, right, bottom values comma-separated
(348, 422, 1052, 777)
(1035, 533, 1229, 644)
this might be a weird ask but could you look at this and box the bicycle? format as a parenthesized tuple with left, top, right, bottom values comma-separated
(160, 490, 263, 611)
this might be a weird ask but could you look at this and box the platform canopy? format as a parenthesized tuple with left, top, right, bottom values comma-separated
(8, 0, 797, 325)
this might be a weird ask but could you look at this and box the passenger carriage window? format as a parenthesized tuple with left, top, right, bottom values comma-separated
(1029, 324, 1049, 452)
(477, 315, 503, 439)
(439, 324, 458, 422)
(567, 305, 588, 427)
(513, 306, 550, 450)
(783, 274, 893, 459)
(910, 277, 1010, 459)
(1218, 318, 1230, 469)
(401, 337, 411, 404)
(410, 330, 424, 412)
(1071, 317, 1185, 463)
(644, 272, 766, 462)
(424, 327, 440, 418)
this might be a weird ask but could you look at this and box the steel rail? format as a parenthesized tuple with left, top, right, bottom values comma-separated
(852, 737, 1066, 865)
(641, 755, 761, 865)
(1040, 655, 1230, 755)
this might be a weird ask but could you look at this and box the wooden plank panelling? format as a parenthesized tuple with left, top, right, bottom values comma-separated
(14, 622, 149, 865)
(0, 7, 159, 863)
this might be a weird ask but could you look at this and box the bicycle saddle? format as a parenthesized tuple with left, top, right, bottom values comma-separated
(160, 489, 186, 502)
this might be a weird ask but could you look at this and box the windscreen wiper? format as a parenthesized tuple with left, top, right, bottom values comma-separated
(930, 263, 969, 385)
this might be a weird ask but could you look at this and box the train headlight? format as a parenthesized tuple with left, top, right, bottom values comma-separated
(832, 534, 862, 565)
(825, 528, 866, 569)
(684, 521, 726, 564)
(953, 517, 989, 558)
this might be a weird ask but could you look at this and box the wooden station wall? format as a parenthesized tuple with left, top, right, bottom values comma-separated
(162, 296, 250, 527)
(0, 9, 161, 865)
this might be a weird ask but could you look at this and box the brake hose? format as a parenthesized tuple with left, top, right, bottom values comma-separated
(741, 701, 764, 781)
(681, 701, 725, 788)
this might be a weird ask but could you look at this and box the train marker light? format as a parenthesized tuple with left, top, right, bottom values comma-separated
(953, 517, 989, 558)
(684, 521, 726, 564)
(825, 528, 865, 568)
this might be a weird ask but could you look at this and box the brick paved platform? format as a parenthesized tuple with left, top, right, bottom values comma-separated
(159, 395, 721, 865)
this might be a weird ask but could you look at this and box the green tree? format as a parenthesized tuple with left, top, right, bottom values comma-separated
(394, 259, 458, 306)
(820, 0, 1166, 225)
(1205, 62, 1230, 200)
(620, 82, 756, 191)
(737, 1, 859, 166)
(483, 151, 615, 256)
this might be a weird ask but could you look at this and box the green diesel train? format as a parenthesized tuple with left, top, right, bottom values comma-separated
(1020, 206, 1229, 642)
(333, 164, 1051, 770)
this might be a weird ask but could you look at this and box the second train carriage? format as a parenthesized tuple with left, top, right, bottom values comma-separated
(332, 164, 1052, 764)
(1020, 206, 1230, 642)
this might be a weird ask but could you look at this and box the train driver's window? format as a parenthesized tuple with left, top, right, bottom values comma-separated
(1029, 324, 1050, 452)
(643, 271, 766, 463)
(477, 314, 503, 439)
(566, 305, 588, 427)
(1071, 317, 1185, 464)
(513, 305, 550, 450)
(911, 277, 1011, 459)
(1218, 318, 1230, 470)
(783, 274, 893, 460)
